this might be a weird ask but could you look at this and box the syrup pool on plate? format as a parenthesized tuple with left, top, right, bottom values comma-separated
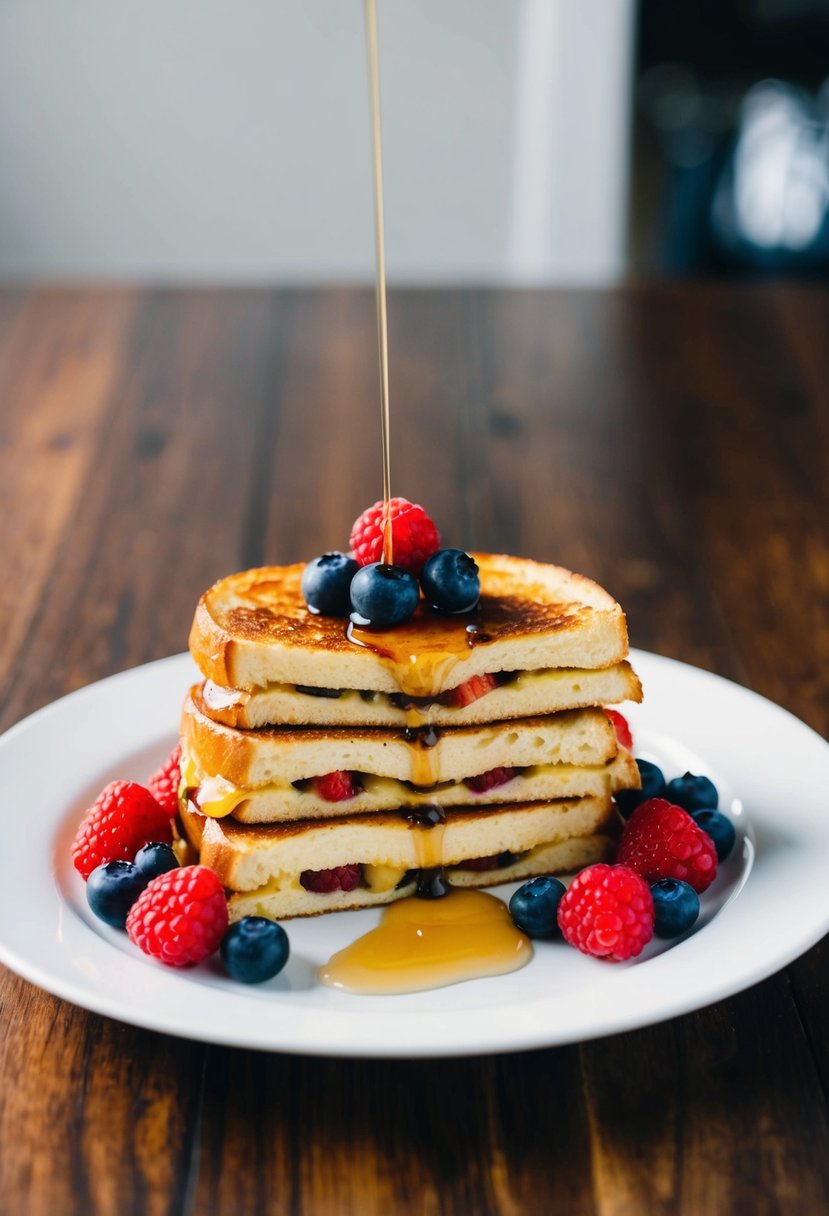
(319, 886, 531, 995)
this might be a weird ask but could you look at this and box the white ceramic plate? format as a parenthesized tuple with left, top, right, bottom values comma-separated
(1, 649, 828, 1058)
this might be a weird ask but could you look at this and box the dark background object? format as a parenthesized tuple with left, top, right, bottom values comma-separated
(632, 0, 829, 275)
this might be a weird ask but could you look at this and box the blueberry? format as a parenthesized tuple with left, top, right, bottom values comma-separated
(613, 788, 644, 819)
(421, 549, 480, 614)
(220, 916, 290, 983)
(508, 876, 566, 938)
(615, 756, 669, 819)
(637, 759, 667, 800)
(301, 552, 360, 616)
(691, 809, 736, 862)
(666, 772, 719, 812)
(87, 860, 148, 928)
(650, 878, 700, 938)
(349, 563, 419, 628)
(135, 841, 179, 880)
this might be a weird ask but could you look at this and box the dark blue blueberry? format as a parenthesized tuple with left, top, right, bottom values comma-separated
(638, 759, 666, 800)
(220, 916, 290, 983)
(87, 860, 148, 928)
(614, 788, 645, 818)
(301, 552, 360, 616)
(508, 876, 566, 939)
(349, 563, 419, 628)
(614, 758, 668, 818)
(420, 549, 480, 614)
(691, 809, 736, 862)
(135, 841, 179, 880)
(666, 772, 719, 812)
(650, 878, 700, 938)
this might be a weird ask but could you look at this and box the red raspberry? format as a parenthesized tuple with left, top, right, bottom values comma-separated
(450, 674, 499, 708)
(465, 766, 518, 794)
(350, 498, 440, 575)
(126, 865, 228, 967)
(147, 743, 182, 816)
(617, 798, 718, 893)
(71, 781, 173, 880)
(312, 770, 360, 802)
(606, 709, 633, 751)
(557, 863, 654, 961)
(300, 864, 362, 894)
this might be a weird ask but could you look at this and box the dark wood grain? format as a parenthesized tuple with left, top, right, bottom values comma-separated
(1, 284, 828, 1216)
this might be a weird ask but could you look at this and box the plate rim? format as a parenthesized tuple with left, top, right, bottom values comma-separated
(1, 649, 828, 1058)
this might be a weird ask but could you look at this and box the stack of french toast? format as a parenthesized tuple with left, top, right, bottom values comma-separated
(178, 553, 642, 920)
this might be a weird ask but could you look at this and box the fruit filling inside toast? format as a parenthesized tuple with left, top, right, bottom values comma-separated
(179, 752, 636, 822)
(203, 665, 629, 713)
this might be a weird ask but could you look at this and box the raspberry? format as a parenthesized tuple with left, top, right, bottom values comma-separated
(147, 744, 182, 816)
(300, 864, 362, 894)
(312, 770, 360, 802)
(617, 798, 718, 893)
(350, 498, 440, 575)
(606, 709, 633, 751)
(126, 865, 228, 967)
(465, 766, 518, 794)
(557, 864, 654, 961)
(71, 781, 173, 880)
(450, 674, 499, 708)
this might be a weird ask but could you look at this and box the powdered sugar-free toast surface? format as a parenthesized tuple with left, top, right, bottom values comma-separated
(189, 554, 631, 697)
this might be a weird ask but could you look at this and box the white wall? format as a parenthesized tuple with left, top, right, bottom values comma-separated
(0, 0, 634, 284)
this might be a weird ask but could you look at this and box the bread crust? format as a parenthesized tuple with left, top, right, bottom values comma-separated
(199, 661, 642, 730)
(180, 793, 617, 894)
(181, 686, 618, 788)
(188, 554, 630, 696)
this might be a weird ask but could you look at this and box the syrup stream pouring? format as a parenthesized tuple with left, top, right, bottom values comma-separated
(321, 3, 535, 994)
(364, 0, 394, 566)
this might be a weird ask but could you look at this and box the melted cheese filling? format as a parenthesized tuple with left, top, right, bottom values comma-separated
(180, 751, 613, 819)
(284, 665, 606, 707)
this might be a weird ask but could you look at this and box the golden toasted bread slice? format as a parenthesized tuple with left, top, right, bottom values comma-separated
(180, 795, 618, 920)
(182, 747, 638, 823)
(181, 686, 618, 790)
(198, 660, 642, 730)
(189, 554, 631, 698)
(225, 836, 616, 921)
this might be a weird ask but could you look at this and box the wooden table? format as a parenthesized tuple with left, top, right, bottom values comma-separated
(1, 284, 829, 1215)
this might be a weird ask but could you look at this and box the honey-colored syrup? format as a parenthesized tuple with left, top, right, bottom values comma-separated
(319, 887, 531, 995)
(347, 612, 481, 697)
(341, 4, 533, 997)
(359, 4, 511, 703)
(364, 0, 394, 565)
(403, 723, 441, 786)
(405, 802, 446, 869)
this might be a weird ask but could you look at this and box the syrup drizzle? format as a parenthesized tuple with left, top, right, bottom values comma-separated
(402, 723, 441, 786)
(405, 801, 446, 870)
(321, 5, 536, 996)
(364, 0, 394, 565)
(404, 803, 446, 828)
(346, 614, 480, 697)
